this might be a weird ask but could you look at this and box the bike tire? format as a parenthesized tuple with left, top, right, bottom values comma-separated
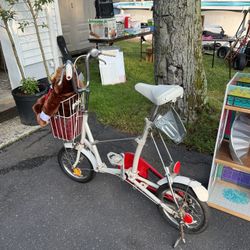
(58, 147, 95, 183)
(217, 46, 229, 59)
(157, 183, 209, 234)
(233, 53, 247, 70)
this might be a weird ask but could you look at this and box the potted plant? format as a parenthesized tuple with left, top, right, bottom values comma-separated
(0, 0, 48, 125)
(12, 77, 47, 125)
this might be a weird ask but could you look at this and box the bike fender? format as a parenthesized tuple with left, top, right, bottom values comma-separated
(63, 143, 98, 171)
(81, 148, 98, 171)
(157, 176, 208, 202)
(174, 176, 208, 202)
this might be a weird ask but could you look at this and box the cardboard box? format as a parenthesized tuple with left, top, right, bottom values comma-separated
(88, 18, 117, 39)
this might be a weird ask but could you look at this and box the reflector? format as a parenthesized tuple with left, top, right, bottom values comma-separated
(173, 161, 181, 174)
(183, 213, 193, 224)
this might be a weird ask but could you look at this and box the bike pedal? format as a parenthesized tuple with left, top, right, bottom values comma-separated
(107, 152, 123, 166)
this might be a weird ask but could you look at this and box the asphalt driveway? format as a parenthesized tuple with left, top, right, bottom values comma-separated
(0, 114, 249, 250)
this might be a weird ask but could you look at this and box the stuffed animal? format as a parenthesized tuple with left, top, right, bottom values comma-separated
(32, 66, 83, 127)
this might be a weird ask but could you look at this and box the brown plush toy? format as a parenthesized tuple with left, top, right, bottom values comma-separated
(32, 66, 82, 127)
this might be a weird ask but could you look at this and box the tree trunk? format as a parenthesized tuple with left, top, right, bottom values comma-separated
(27, 0, 50, 82)
(154, 0, 207, 123)
(4, 19, 25, 81)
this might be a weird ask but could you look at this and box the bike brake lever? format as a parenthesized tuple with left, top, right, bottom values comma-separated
(98, 57, 107, 65)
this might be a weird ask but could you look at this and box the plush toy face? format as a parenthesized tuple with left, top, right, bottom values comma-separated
(33, 65, 86, 127)
(32, 66, 76, 127)
(50, 66, 74, 95)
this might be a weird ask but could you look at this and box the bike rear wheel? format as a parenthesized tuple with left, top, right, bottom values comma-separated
(58, 147, 95, 183)
(157, 183, 209, 234)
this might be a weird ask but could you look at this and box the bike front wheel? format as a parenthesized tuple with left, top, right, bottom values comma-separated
(157, 183, 209, 234)
(58, 147, 95, 183)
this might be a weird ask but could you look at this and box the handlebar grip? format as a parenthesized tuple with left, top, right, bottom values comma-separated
(65, 60, 73, 80)
(101, 50, 117, 57)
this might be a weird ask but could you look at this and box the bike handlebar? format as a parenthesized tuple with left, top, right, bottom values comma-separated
(81, 48, 116, 88)
(100, 50, 117, 57)
(88, 48, 116, 58)
(64, 48, 116, 93)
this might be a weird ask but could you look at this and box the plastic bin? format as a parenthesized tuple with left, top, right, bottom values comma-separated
(221, 166, 250, 188)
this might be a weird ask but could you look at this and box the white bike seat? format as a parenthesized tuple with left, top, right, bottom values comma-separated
(135, 83, 183, 106)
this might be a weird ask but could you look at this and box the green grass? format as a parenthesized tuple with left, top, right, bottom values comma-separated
(80, 41, 250, 153)
(204, 53, 250, 109)
(86, 41, 154, 134)
(184, 53, 250, 153)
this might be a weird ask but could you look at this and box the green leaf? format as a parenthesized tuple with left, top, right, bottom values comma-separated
(0, 9, 16, 22)
(41, 22, 48, 28)
(20, 77, 39, 95)
(18, 20, 30, 32)
(33, 0, 54, 13)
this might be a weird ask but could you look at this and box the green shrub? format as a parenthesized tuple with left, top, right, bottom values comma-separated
(20, 77, 39, 95)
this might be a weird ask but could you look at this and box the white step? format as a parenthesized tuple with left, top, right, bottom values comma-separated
(107, 152, 124, 166)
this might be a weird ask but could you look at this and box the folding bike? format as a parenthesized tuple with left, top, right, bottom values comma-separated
(50, 48, 209, 247)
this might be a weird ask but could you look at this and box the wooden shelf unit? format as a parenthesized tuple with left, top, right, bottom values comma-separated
(208, 72, 250, 221)
(225, 105, 250, 114)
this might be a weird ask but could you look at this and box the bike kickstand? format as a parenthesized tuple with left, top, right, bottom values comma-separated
(173, 221, 186, 248)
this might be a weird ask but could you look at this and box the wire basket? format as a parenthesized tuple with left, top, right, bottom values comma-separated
(50, 94, 83, 141)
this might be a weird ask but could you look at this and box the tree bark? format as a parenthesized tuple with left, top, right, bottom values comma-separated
(4, 19, 26, 81)
(154, 0, 207, 122)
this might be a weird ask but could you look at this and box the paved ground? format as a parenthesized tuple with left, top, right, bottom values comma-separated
(0, 117, 40, 149)
(0, 71, 15, 113)
(0, 114, 249, 250)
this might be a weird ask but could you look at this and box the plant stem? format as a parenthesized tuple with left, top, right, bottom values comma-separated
(27, 0, 50, 82)
(3, 19, 25, 81)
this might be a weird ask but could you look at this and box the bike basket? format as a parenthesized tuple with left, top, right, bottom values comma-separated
(154, 107, 186, 144)
(50, 94, 83, 141)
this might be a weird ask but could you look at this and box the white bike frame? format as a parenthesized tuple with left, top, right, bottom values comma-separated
(64, 109, 173, 206)
(63, 49, 208, 219)
(64, 107, 208, 218)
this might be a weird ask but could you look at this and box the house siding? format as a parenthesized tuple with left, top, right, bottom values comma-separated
(0, 0, 62, 89)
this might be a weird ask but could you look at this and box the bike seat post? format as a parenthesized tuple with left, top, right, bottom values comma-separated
(131, 105, 159, 175)
(150, 105, 159, 121)
(131, 118, 152, 174)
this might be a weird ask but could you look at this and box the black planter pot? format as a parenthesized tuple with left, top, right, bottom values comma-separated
(38, 77, 50, 89)
(12, 84, 48, 126)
